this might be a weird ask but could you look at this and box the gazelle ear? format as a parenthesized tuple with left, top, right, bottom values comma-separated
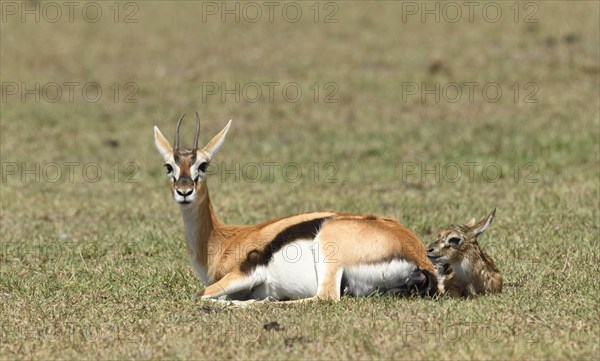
(471, 208, 496, 236)
(466, 218, 476, 227)
(202, 120, 232, 159)
(154, 126, 173, 161)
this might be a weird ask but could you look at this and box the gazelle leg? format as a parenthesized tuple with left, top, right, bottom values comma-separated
(195, 272, 259, 300)
(310, 236, 344, 301)
(281, 278, 342, 303)
(315, 265, 344, 301)
(285, 296, 319, 304)
(284, 266, 344, 303)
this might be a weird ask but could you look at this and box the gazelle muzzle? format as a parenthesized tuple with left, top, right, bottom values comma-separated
(175, 175, 195, 202)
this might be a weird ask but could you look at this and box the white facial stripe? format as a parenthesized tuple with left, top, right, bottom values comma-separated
(190, 161, 199, 180)
(166, 161, 181, 181)
(190, 156, 209, 181)
(446, 232, 462, 241)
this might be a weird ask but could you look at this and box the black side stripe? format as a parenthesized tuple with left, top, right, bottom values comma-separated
(240, 217, 330, 274)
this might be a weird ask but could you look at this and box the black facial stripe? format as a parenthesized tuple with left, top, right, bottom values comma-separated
(240, 217, 331, 274)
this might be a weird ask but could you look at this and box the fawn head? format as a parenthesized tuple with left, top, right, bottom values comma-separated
(154, 113, 232, 205)
(426, 209, 496, 264)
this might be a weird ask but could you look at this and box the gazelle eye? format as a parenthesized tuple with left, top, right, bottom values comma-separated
(448, 237, 462, 245)
(164, 164, 174, 174)
(198, 162, 208, 173)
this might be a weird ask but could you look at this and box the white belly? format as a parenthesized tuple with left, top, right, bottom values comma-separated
(343, 259, 419, 297)
(247, 241, 422, 300)
(250, 239, 318, 300)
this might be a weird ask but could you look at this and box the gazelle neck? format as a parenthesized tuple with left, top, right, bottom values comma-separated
(179, 182, 223, 283)
(452, 246, 498, 291)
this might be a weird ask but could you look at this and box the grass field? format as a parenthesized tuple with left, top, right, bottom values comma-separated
(1, 1, 599, 359)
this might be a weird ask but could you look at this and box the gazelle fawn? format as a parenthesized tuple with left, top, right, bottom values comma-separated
(153, 114, 441, 302)
(426, 209, 502, 298)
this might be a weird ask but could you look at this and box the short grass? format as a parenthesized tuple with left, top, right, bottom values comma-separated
(1, 1, 599, 359)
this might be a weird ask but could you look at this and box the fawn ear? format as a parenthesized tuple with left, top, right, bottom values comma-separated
(202, 120, 232, 160)
(154, 126, 173, 161)
(466, 218, 476, 227)
(471, 208, 496, 236)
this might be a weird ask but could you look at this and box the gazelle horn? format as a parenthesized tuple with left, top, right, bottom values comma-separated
(174, 114, 185, 149)
(193, 112, 200, 149)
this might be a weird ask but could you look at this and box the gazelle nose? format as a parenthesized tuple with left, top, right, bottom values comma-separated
(176, 189, 193, 197)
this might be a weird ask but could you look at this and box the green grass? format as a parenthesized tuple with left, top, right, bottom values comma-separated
(1, 1, 599, 359)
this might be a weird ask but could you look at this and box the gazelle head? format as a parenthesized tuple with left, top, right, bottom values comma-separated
(154, 113, 232, 205)
(426, 209, 496, 264)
